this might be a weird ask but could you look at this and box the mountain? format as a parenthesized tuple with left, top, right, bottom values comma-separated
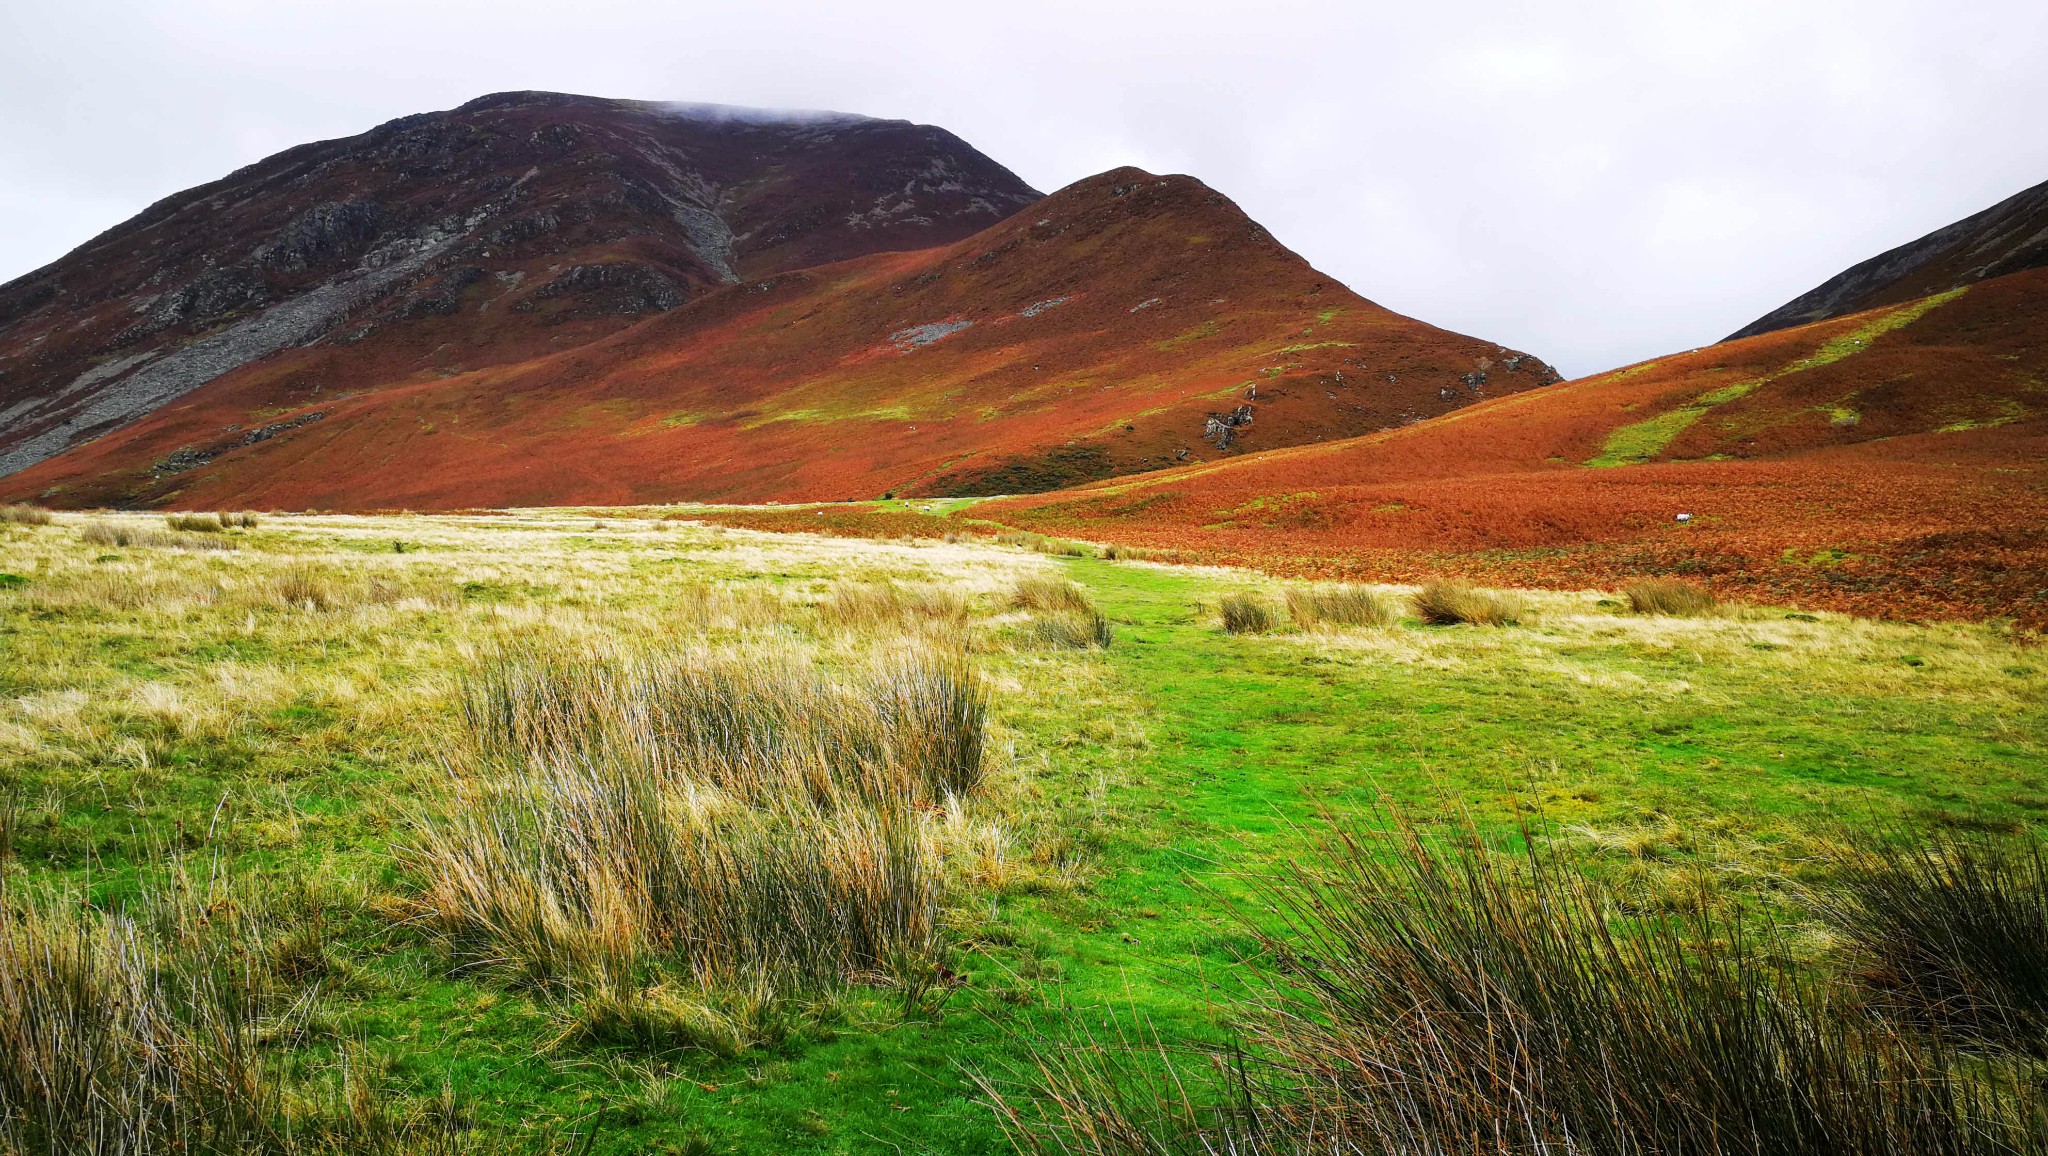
(980, 265, 2048, 626)
(0, 90, 1042, 480)
(0, 163, 1558, 510)
(1729, 176, 2048, 340)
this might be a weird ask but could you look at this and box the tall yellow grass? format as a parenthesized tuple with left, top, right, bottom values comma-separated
(414, 640, 991, 1012)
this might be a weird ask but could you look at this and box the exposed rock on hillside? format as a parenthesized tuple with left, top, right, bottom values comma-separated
(0, 90, 1040, 478)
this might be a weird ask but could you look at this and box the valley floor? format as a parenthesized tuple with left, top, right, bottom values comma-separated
(2, 509, 2045, 1153)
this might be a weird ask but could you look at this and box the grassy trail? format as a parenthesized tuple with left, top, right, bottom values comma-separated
(664, 555, 2047, 1152)
(6, 516, 2043, 1155)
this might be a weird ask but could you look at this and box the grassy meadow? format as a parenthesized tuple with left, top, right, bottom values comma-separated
(2, 506, 2046, 1153)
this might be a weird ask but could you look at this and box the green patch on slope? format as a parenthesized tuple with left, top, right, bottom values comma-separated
(1156, 320, 1224, 351)
(1588, 287, 1970, 467)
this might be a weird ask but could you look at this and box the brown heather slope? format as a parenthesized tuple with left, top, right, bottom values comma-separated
(981, 266, 2048, 627)
(0, 90, 1041, 480)
(0, 168, 1556, 510)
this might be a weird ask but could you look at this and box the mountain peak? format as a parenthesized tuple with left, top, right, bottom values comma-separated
(0, 92, 1041, 480)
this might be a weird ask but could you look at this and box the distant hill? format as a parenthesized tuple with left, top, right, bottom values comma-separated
(982, 267, 2048, 626)
(0, 90, 1043, 481)
(1729, 176, 2048, 340)
(0, 164, 1556, 510)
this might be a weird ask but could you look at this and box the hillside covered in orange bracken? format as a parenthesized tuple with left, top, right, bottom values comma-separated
(979, 267, 2048, 626)
(2, 168, 1553, 510)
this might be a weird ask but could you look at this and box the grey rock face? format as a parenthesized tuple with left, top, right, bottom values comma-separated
(256, 200, 387, 271)
(0, 226, 465, 478)
(1203, 404, 1255, 449)
(520, 262, 686, 316)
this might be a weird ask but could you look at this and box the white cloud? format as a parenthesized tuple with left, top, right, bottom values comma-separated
(2, 0, 2044, 377)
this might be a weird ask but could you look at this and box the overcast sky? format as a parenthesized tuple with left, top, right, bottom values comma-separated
(4, 0, 2044, 378)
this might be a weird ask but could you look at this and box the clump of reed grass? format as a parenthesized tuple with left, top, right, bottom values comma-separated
(418, 640, 989, 1009)
(1031, 610, 1113, 650)
(995, 531, 1099, 559)
(1010, 576, 1111, 649)
(987, 812, 2038, 1155)
(820, 580, 968, 636)
(549, 983, 762, 1058)
(1824, 828, 2048, 1055)
(1627, 576, 1719, 616)
(0, 862, 338, 1155)
(272, 564, 337, 611)
(673, 580, 785, 633)
(1101, 543, 1182, 563)
(0, 504, 52, 526)
(166, 512, 227, 532)
(81, 519, 238, 551)
(1218, 593, 1274, 635)
(1412, 580, 1522, 626)
(1009, 575, 1090, 614)
(1284, 583, 1399, 630)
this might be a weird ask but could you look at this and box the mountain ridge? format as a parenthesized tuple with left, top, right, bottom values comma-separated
(1728, 176, 2048, 340)
(0, 165, 1559, 510)
(0, 90, 1043, 480)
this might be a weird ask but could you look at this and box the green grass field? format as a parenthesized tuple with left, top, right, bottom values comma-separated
(2, 510, 2044, 1153)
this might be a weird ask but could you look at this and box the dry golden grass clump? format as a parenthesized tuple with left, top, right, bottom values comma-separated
(990, 814, 2045, 1155)
(164, 510, 260, 532)
(418, 639, 991, 1011)
(81, 519, 238, 552)
(1626, 577, 1719, 617)
(1286, 584, 1401, 630)
(673, 579, 786, 633)
(1101, 543, 1184, 564)
(993, 531, 1098, 558)
(0, 503, 52, 526)
(1412, 581, 1524, 626)
(1219, 593, 1276, 634)
(1010, 574, 1092, 615)
(254, 561, 450, 614)
(0, 859, 493, 1153)
(1030, 609, 1113, 650)
(1010, 576, 1111, 649)
(0, 863, 355, 1153)
(1824, 829, 2048, 1056)
(270, 564, 337, 610)
(820, 579, 969, 636)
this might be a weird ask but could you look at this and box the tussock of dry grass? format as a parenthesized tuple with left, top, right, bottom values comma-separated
(0, 504, 51, 526)
(820, 580, 969, 638)
(989, 814, 2040, 1155)
(1627, 577, 1719, 617)
(1010, 575, 1094, 616)
(994, 531, 1098, 559)
(1101, 543, 1185, 564)
(673, 579, 786, 633)
(1030, 610, 1113, 650)
(1413, 580, 1524, 626)
(417, 639, 991, 1007)
(82, 519, 237, 552)
(1009, 575, 1113, 649)
(1825, 829, 2048, 1055)
(1286, 583, 1400, 630)
(1219, 593, 1275, 635)
(0, 858, 415, 1154)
